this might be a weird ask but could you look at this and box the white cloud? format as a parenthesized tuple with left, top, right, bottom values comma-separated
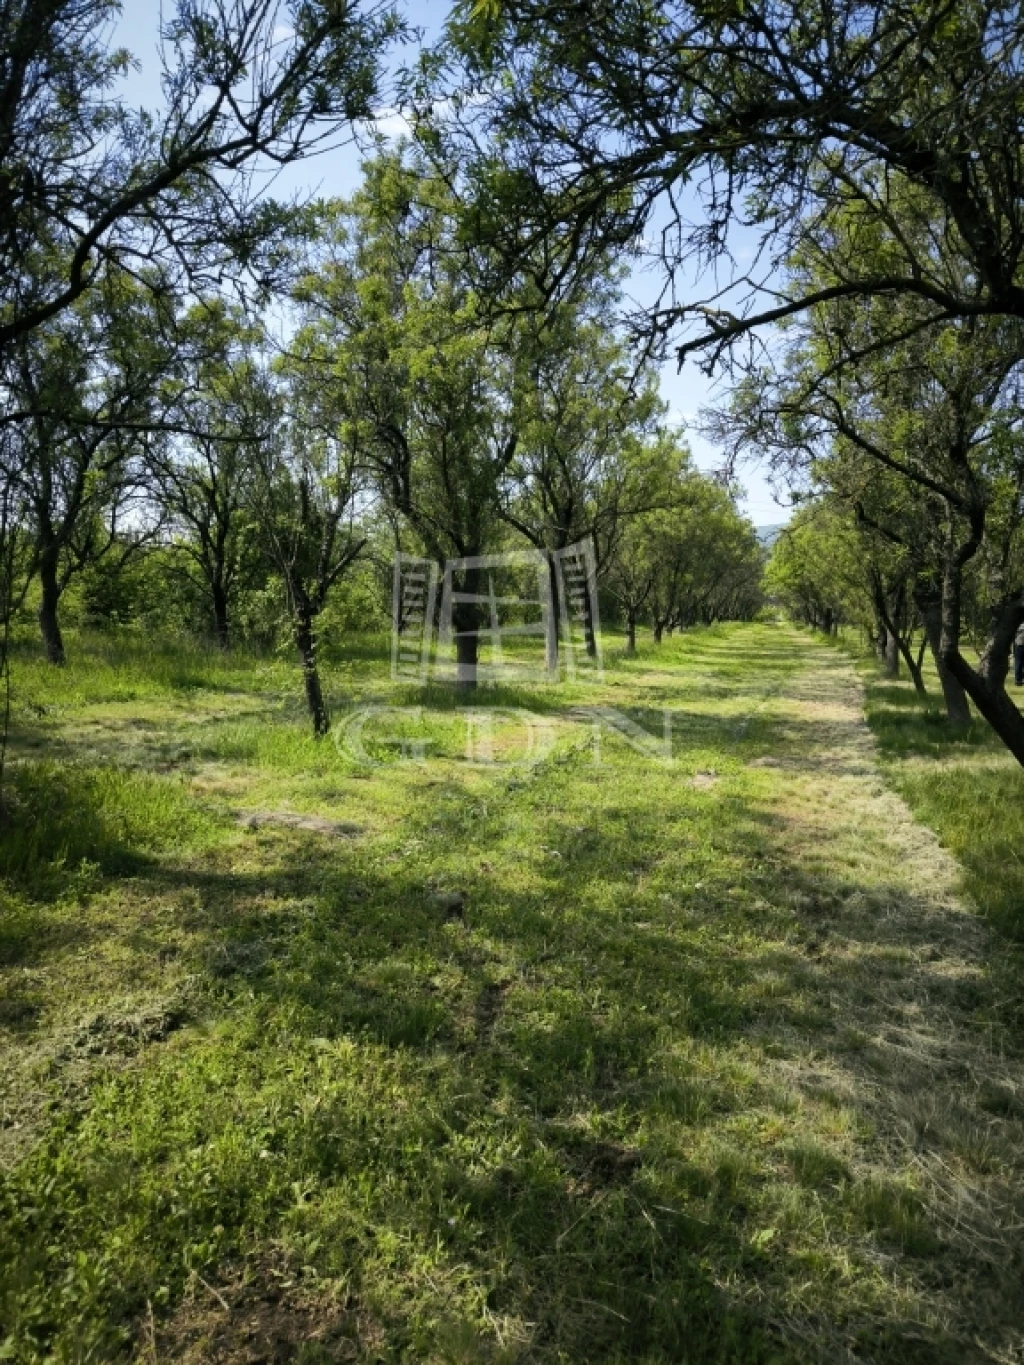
(369, 107, 413, 139)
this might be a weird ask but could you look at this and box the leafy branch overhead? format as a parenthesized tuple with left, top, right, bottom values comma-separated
(0, 0, 404, 354)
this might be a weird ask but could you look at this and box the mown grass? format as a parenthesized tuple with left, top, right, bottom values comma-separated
(849, 635, 1024, 945)
(0, 624, 1021, 1363)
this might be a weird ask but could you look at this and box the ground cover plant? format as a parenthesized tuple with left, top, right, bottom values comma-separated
(1, 622, 1022, 1363)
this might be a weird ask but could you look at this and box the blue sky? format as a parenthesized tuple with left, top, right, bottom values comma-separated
(112, 1, 790, 526)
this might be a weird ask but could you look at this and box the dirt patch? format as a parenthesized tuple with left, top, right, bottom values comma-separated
(149, 1260, 381, 1364)
(235, 810, 363, 837)
(560, 1137, 644, 1196)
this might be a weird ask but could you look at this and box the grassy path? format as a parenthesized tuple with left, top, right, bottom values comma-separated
(0, 623, 1022, 1363)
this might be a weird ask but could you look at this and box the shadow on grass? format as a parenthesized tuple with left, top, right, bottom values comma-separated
(3, 624, 1020, 1362)
(852, 651, 1024, 942)
(2, 767, 1018, 1363)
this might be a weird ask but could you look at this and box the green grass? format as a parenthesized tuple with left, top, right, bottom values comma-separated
(851, 636, 1024, 944)
(0, 624, 1022, 1362)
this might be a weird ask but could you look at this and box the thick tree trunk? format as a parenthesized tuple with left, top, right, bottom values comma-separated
(294, 612, 329, 737)
(452, 564, 481, 692)
(930, 530, 1024, 763)
(653, 621, 664, 644)
(37, 551, 65, 665)
(918, 591, 971, 725)
(455, 631, 480, 692)
(884, 628, 900, 677)
(626, 612, 636, 654)
(947, 652, 1024, 766)
(944, 596, 1024, 765)
(212, 580, 230, 650)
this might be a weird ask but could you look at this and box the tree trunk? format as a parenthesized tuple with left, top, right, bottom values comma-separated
(930, 536, 1024, 763)
(212, 580, 230, 650)
(452, 563, 481, 691)
(947, 651, 1024, 766)
(545, 553, 560, 675)
(896, 636, 927, 696)
(945, 596, 1024, 765)
(626, 611, 636, 654)
(294, 611, 329, 737)
(38, 550, 65, 665)
(872, 578, 923, 691)
(918, 590, 971, 724)
(653, 621, 664, 644)
(582, 575, 598, 658)
(455, 631, 479, 692)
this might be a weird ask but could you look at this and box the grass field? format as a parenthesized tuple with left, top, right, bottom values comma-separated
(1, 622, 1022, 1363)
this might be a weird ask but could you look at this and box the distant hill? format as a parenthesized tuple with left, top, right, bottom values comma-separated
(756, 523, 785, 549)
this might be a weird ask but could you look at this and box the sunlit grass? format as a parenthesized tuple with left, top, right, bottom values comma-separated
(846, 633, 1024, 943)
(0, 623, 1021, 1362)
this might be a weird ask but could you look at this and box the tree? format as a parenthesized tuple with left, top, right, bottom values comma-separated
(499, 293, 667, 665)
(601, 432, 694, 652)
(720, 262, 1024, 744)
(7, 275, 167, 662)
(0, 0, 402, 366)
(646, 480, 765, 638)
(149, 302, 265, 648)
(253, 373, 367, 737)
(605, 453, 764, 649)
(765, 503, 868, 635)
(291, 151, 520, 689)
(605, 518, 658, 655)
(437, 0, 1024, 367)
(0, 429, 34, 805)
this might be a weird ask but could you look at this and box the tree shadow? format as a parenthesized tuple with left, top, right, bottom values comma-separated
(3, 631, 1021, 1361)
(5, 777, 1008, 1362)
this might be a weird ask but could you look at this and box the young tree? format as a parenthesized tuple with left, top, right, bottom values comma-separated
(7, 276, 166, 662)
(291, 151, 520, 689)
(253, 376, 367, 737)
(149, 303, 265, 648)
(605, 518, 658, 655)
